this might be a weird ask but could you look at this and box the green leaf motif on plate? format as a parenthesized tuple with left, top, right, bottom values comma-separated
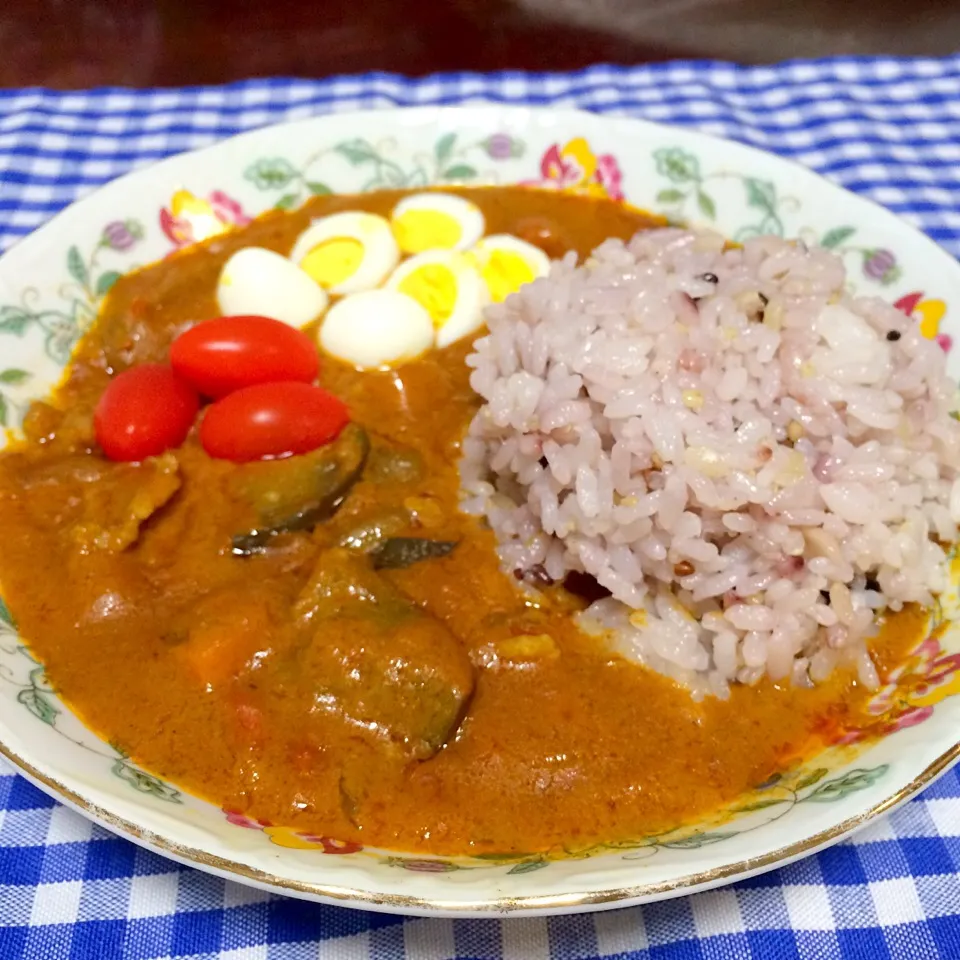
(385, 857, 460, 872)
(656, 188, 686, 204)
(94, 271, 122, 298)
(67, 246, 88, 287)
(111, 758, 183, 803)
(800, 765, 889, 803)
(744, 178, 777, 212)
(443, 164, 478, 181)
(434, 132, 457, 165)
(17, 687, 59, 726)
(653, 147, 700, 184)
(507, 859, 549, 875)
(0, 596, 16, 630)
(244, 157, 298, 190)
(660, 830, 739, 849)
(794, 767, 829, 791)
(274, 193, 300, 211)
(0, 306, 32, 336)
(306, 182, 332, 196)
(335, 139, 380, 166)
(697, 190, 717, 219)
(821, 226, 857, 249)
(602, 835, 662, 851)
(0, 368, 29, 385)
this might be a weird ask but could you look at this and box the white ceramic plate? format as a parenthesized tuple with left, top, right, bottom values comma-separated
(0, 105, 958, 917)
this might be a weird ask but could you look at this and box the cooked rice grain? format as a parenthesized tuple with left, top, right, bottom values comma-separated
(460, 229, 960, 698)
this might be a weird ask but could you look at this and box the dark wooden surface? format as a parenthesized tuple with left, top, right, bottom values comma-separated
(1, 0, 958, 88)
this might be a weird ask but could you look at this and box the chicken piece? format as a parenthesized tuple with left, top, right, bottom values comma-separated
(69, 452, 181, 552)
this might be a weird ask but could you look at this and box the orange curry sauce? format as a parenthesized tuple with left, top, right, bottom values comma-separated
(0, 188, 922, 856)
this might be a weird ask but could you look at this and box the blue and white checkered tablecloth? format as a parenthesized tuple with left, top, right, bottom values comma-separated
(1, 58, 960, 960)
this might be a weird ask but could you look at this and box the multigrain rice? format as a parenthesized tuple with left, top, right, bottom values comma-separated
(460, 228, 960, 698)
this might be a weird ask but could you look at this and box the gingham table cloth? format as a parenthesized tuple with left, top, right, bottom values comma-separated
(1, 58, 960, 960)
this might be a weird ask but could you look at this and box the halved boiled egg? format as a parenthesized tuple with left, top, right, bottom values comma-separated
(468, 234, 551, 303)
(217, 247, 329, 328)
(385, 250, 489, 349)
(289, 212, 399, 295)
(390, 193, 485, 255)
(318, 290, 434, 369)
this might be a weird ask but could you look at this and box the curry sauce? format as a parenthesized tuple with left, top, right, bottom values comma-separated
(0, 188, 923, 856)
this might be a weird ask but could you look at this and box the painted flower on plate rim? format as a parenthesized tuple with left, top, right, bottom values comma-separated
(527, 137, 624, 201)
(160, 189, 251, 248)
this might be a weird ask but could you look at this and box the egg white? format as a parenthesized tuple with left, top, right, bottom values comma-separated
(469, 234, 551, 303)
(385, 250, 489, 350)
(390, 193, 485, 255)
(289, 212, 399, 295)
(216, 247, 329, 328)
(318, 289, 434, 369)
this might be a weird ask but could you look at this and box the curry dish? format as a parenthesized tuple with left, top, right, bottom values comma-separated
(0, 188, 922, 856)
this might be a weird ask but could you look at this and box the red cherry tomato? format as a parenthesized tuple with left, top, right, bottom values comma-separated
(200, 381, 349, 462)
(170, 315, 320, 399)
(95, 364, 200, 461)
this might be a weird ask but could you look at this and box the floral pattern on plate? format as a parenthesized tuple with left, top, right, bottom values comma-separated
(895, 291, 951, 352)
(525, 137, 624, 200)
(238, 131, 524, 213)
(0, 604, 182, 805)
(224, 811, 363, 854)
(160, 189, 251, 248)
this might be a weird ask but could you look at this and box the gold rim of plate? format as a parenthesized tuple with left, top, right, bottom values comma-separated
(2, 735, 958, 912)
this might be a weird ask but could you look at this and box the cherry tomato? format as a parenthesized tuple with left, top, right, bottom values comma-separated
(170, 315, 319, 399)
(94, 364, 200, 461)
(200, 381, 349, 462)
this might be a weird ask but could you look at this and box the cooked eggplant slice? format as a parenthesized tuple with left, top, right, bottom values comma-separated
(305, 618, 474, 759)
(287, 548, 474, 758)
(370, 537, 458, 570)
(230, 425, 369, 555)
(337, 508, 410, 552)
(365, 443, 424, 484)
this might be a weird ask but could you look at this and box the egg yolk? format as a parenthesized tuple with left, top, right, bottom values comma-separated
(393, 210, 463, 254)
(300, 238, 364, 288)
(480, 250, 536, 303)
(397, 264, 457, 327)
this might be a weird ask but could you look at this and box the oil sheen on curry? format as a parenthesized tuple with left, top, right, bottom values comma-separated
(0, 187, 921, 856)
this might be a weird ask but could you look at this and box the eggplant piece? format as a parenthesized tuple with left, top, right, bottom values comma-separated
(337, 509, 410, 552)
(290, 547, 474, 758)
(230, 425, 369, 555)
(370, 537, 458, 570)
(365, 443, 424, 484)
(306, 618, 474, 759)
